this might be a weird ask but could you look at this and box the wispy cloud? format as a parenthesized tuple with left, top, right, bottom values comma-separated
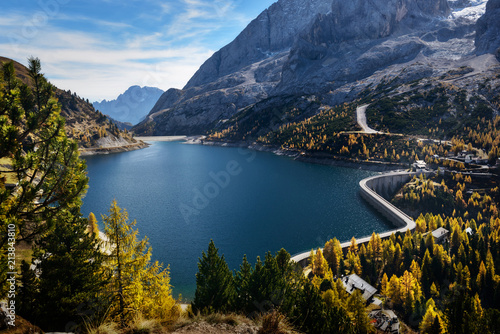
(165, 0, 251, 42)
(55, 14, 134, 29)
(0, 20, 212, 100)
(0, 0, 269, 101)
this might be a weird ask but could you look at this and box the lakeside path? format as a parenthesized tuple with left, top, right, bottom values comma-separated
(356, 104, 382, 134)
(291, 170, 431, 266)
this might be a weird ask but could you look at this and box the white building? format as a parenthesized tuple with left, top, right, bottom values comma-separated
(413, 160, 427, 171)
(341, 274, 377, 302)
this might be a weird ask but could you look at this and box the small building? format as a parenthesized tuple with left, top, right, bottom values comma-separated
(464, 154, 476, 164)
(413, 160, 427, 171)
(369, 309, 400, 334)
(431, 227, 449, 244)
(341, 274, 377, 303)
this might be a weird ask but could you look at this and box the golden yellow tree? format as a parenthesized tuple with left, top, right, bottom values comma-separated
(399, 270, 422, 312)
(102, 200, 179, 324)
(348, 236, 358, 254)
(323, 238, 343, 275)
(88, 212, 99, 238)
(312, 248, 329, 278)
(420, 299, 445, 334)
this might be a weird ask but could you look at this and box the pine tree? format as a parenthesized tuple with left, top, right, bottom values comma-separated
(292, 282, 354, 334)
(17, 260, 39, 323)
(2, 70, 85, 303)
(421, 249, 433, 295)
(25, 209, 108, 331)
(192, 240, 235, 314)
(234, 254, 253, 312)
(0, 58, 88, 253)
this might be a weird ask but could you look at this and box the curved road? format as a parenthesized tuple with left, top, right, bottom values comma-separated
(356, 104, 382, 134)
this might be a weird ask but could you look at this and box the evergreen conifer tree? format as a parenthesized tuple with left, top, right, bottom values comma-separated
(20, 209, 108, 331)
(192, 240, 235, 314)
(234, 254, 253, 312)
(0, 58, 88, 253)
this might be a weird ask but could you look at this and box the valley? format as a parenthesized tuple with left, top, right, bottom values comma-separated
(1, 0, 500, 332)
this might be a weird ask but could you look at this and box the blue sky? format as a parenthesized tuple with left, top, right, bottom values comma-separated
(0, 0, 276, 101)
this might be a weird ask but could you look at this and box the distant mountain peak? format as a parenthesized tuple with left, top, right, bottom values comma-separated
(93, 86, 164, 125)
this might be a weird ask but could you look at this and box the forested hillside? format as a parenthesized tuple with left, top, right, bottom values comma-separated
(0, 56, 144, 153)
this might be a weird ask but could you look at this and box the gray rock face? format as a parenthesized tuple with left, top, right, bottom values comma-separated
(133, 0, 489, 136)
(476, 0, 500, 59)
(184, 0, 333, 89)
(134, 53, 288, 135)
(280, 0, 451, 93)
(93, 86, 164, 125)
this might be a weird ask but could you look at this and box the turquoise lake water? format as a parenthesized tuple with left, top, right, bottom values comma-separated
(81, 141, 391, 301)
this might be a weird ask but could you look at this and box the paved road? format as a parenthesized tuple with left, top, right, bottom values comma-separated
(356, 104, 382, 134)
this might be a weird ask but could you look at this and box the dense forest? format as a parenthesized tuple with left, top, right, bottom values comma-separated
(1, 58, 499, 333)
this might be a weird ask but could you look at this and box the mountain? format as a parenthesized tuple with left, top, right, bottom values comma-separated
(0, 56, 146, 154)
(106, 116, 134, 131)
(133, 0, 333, 135)
(476, 0, 500, 58)
(93, 85, 164, 125)
(133, 0, 499, 137)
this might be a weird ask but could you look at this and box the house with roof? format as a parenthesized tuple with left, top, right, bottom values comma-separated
(341, 274, 377, 303)
(431, 227, 449, 244)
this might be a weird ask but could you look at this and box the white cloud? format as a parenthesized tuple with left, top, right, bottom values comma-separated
(0, 0, 256, 101)
(160, 3, 172, 14)
(165, 0, 251, 41)
(0, 21, 213, 101)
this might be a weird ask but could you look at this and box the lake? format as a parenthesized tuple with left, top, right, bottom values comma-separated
(81, 141, 391, 301)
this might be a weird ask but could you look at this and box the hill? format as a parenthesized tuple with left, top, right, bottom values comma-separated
(0, 56, 147, 155)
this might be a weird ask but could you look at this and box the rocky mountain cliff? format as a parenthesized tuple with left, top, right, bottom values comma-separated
(476, 0, 500, 58)
(93, 85, 164, 125)
(133, 0, 500, 136)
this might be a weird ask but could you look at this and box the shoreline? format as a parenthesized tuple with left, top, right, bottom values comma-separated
(202, 139, 408, 172)
(127, 134, 407, 172)
(79, 141, 150, 156)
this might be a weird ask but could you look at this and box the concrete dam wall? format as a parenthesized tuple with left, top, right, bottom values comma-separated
(291, 171, 431, 267)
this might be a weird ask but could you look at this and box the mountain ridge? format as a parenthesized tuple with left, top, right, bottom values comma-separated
(133, 0, 499, 137)
(93, 85, 164, 125)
